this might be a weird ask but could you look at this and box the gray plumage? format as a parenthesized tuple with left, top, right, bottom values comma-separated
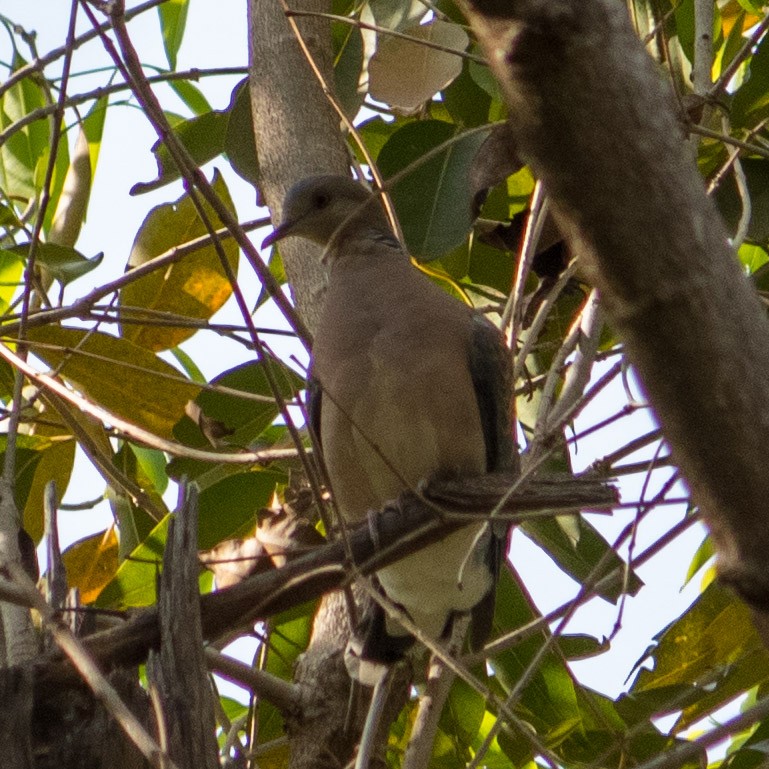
(264, 174, 514, 662)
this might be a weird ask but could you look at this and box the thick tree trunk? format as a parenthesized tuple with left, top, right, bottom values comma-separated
(459, 0, 769, 628)
(248, 0, 350, 333)
(248, 0, 370, 769)
(248, 4, 385, 762)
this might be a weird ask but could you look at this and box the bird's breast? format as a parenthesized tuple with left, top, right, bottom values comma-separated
(315, 315, 486, 521)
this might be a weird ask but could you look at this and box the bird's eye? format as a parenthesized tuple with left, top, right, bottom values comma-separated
(314, 192, 330, 209)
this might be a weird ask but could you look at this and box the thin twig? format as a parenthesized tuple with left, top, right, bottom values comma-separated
(0, 341, 300, 465)
(285, 10, 485, 63)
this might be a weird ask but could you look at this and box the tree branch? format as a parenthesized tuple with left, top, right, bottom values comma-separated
(34, 472, 617, 686)
(459, 0, 769, 618)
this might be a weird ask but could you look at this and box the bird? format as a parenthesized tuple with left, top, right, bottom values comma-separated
(263, 174, 515, 668)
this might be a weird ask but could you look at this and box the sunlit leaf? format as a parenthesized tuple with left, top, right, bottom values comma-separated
(683, 533, 714, 586)
(28, 325, 200, 439)
(63, 527, 119, 604)
(120, 170, 238, 351)
(0, 249, 24, 313)
(96, 514, 171, 608)
(632, 581, 769, 731)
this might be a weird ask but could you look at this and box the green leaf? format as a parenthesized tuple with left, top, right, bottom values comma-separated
(521, 514, 643, 602)
(673, 0, 695, 64)
(717, 10, 747, 81)
(108, 490, 156, 562)
(158, 0, 190, 70)
(351, 116, 401, 165)
(632, 581, 769, 731)
(171, 345, 207, 384)
(130, 445, 169, 495)
(739, 243, 769, 274)
(468, 55, 503, 101)
(96, 514, 171, 608)
(120, 170, 238, 351)
(735, 0, 765, 12)
(131, 110, 230, 194)
(256, 602, 317, 750)
(378, 120, 490, 258)
(732, 31, 769, 127)
(434, 677, 487, 767)
(557, 634, 609, 661)
(254, 244, 287, 309)
(111, 442, 169, 552)
(0, 55, 50, 204)
(491, 566, 583, 764)
(443, 60, 492, 128)
(168, 78, 212, 116)
(5, 243, 103, 286)
(223, 79, 260, 187)
(21, 413, 76, 542)
(198, 470, 284, 548)
(170, 358, 303, 486)
(0, 434, 48, 520)
(715, 158, 769, 243)
(333, 19, 364, 119)
(219, 696, 249, 724)
(0, 358, 16, 400)
(725, 715, 769, 769)
(683, 532, 714, 586)
(27, 326, 201, 439)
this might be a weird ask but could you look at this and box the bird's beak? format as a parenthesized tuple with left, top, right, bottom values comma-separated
(261, 221, 293, 249)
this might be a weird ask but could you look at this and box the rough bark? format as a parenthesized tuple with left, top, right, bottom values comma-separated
(459, 0, 769, 618)
(248, 0, 350, 333)
(147, 489, 218, 769)
(0, 665, 33, 769)
(31, 669, 150, 769)
(248, 2, 365, 762)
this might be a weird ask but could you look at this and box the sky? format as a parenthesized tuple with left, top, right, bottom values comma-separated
(0, 0, 713, 713)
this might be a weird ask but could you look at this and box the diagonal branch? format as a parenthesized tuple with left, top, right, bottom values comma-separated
(34, 471, 617, 685)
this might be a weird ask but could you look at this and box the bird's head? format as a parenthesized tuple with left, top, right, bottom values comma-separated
(262, 175, 391, 250)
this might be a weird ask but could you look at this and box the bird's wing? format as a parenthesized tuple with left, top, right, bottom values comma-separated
(467, 313, 516, 649)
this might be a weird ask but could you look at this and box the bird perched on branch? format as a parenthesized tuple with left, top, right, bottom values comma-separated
(263, 174, 515, 673)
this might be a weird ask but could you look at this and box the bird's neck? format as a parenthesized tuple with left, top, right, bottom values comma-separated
(324, 222, 406, 268)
